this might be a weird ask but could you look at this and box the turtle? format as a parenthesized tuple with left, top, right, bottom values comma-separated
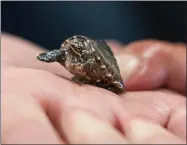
(37, 35, 125, 94)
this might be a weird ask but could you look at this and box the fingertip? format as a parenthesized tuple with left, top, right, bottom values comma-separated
(117, 40, 186, 93)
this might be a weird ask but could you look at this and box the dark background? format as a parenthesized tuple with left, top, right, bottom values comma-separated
(2, 1, 187, 50)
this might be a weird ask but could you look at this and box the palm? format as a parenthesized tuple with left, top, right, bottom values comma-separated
(2, 33, 186, 144)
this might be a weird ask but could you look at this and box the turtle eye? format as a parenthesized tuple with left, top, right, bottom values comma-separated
(76, 46, 82, 51)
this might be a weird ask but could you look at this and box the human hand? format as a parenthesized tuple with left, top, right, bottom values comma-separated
(2, 33, 186, 144)
(58, 40, 186, 144)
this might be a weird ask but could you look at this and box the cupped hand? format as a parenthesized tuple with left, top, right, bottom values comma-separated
(1, 33, 186, 144)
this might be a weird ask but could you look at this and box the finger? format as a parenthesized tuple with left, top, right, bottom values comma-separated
(2, 94, 63, 144)
(115, 40, 186, 94)
(4, 66, 127, 140)
(118, 90, 186, 139)
(125, 119, 186, 144)
(61, 107, 129, 144)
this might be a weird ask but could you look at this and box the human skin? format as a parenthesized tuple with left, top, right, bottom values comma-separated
(1, 33, 186, 144)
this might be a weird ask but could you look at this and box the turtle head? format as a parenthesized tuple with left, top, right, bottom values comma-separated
(37, 49, 66, 63)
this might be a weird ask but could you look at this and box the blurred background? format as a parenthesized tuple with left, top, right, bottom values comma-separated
(2, 1, 187, 50)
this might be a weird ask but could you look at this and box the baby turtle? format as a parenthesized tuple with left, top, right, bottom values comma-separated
(37, 35, 124, 94)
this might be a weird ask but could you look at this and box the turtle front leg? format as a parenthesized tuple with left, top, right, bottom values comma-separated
(72, 76, 92, 85)
(71, 58, 96, 85)
(69, 57, 96, 76)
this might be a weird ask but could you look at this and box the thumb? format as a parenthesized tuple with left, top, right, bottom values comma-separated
(115, 40, 186, 95)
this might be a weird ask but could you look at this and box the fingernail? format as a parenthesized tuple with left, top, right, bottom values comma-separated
(126, 119, 165, 142)
(115, 53, 140, 82)
(143, 44, 167, 59)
